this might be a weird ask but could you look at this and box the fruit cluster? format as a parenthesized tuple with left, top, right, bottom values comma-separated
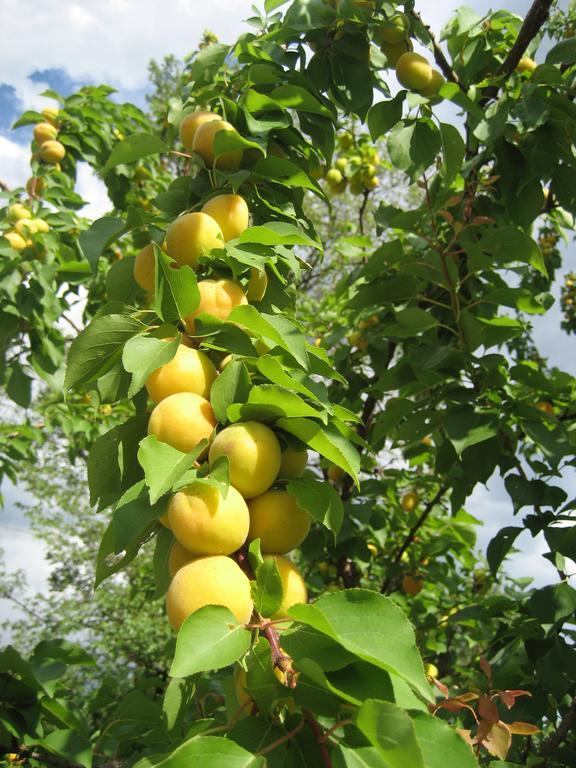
(561, 272, 576, 334)
(322, 133, 382, 196)
(132, 111, 312, 634)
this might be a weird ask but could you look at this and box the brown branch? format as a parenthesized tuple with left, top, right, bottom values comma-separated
(497, 0, 554, 76)
(0, 179, 11, 192)
(358, 190, 369, 236)
(408, 11, 461, 86)
(381, 484, 448, 593)
(262, 620, 298, 688)
(255, 719, 305, 756)
(304, 709, 333, 768)
(340, 392, 376, 502)
(537, 697, 576, 765)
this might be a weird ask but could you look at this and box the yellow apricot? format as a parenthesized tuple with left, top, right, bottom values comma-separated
(208, 421, 281, 499)
(192, 119, 243, 169)
(376, 12, 410, 44)
(14, 219, 38, 236)
(168, 482, 249, 555)
(402, 491, 419, 513)
(179, 111, 220, 152)
(148, 392, 216, 454)
(7, 203, 31, 222)
(146, 345, 217, 403)
(165, 212, 223, 269)
(33, 122, 58, 145)
(248, 489, 311, 553)
(40, 140, 66, 164)
(327, 465, 345, 483)
(264, 555, 308, 619)
(169, 540, 194, 577)
(166, 555, 253, 629)
(219, 354, 233, 371)
(277, 446, 308, 480)
(425, 663, 439, 679)
(402, 574, 424, 596)
(41, 106, 59, 126)
(201, 194, 249, 242)
(381, 39, 413, 66)
(516, 57, 536, 74)
(396, 52, 433, 91)
(184, 278, 247, 333)
(133, 243, 156, 292)
(3, 232, 27, 251)
(246, 268, 268, 301)
(420, 70, 446, 101)
(30, 218, 49, 233)
(26, 177, 46, 197)
(536, 400, 554, 416)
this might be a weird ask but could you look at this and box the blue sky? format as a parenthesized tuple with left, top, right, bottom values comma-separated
(0, 0, 574, 631)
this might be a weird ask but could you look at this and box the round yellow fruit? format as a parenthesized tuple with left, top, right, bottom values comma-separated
(3, 232, 28, 250)
(26, 177, 46, 197)
(179, 110, 220, 151)
(193, 119, 243, 169)
(169, 540, 194, 577)
(420, 70, 446, 101)
(31, 218, 49, 233)
(425, 663, 439, 679)
(246, 267, 268, 301)
(134, 243, 156, 293)
(248, 490, 311, 553)
(168, 482, 249, 556)
(402, 491, 419, 513)
(40, 140, 66, 164)
(166, 555, 253, 629)
(41, 106, 59, 126)
(33, 122, 58, 145)
(184, 278, 247, 333)
(396, 52, 433, 91)
(148, 392, 216, 454)
(516, 57, 536, 74)
(7, 203, 31, 222)
(277, 446, 308, 480)
(201, 194, 249, 242)
(209, 421, 281, 499)
(264, 555, 308, 619)
(146, 345, 217, 403)
(536, 400, 554, 416)
(14, 219, 38, 236)
(326, 168, 343, 187)
(219, 354, 233, 371)
(381, 39, 413, 66)
(327, 464, 345, 483)
(402, 574, 424, 596)
(376, 12, 410, 44)
(165, 212, 223, 269)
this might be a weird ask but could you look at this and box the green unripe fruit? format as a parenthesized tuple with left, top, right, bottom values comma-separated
(338, 133, 354, 150)
(396, 52, 433, 91)
(335, 157, 348, 172)
(325, 168, 343, 186)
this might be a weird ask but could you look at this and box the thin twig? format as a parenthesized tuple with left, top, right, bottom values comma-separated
(304, 709, 333, 768)
(408, 11, 461, 86)
(537, 697, 576, 765)
(498, 0, 554, 76)
(255, 719, 305, 756)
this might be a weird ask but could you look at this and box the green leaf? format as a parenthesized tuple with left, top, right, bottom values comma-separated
(153, 249, 200, 324)
(487, 527, 523, 576)
(65, 313, 145, 392)
(228, 305, 308, 370)
(444, 408, 498, 457)
(277, 417, 360, 485)
(251, 557, 283, 617)
(545, 525, 576, 561)
(78, 217, 126, 271)
(170, 606, 252, 677)
(439, 82, 484, 119)
(238, 221, 320, 249)
(153, 526, 174, 598)
(210, 360, 252, 423)
(253, 156, 323, 194)
(103, 132, 168, 173)
(411, 711, 478, 768)
(529, 583, 576, 624)
(134, 735, 265, 768)
(367, 94, 405, 141)
(356, 700, 424, 768)
(546, 38, 576, 65)
(6, 363, 32, 408)
(333, 745, 387, 768)
(122, 334, 179, 399)
(387, 120, 441, 181)
(37, 729, 92, 768)
(242, 384, 323, 420)
(440, 123, 465, 185)
(288, 590, 432, 701)
(287, 476, 343, 537)
(138, 435, 206, 504)
(271, 84, 333, 116)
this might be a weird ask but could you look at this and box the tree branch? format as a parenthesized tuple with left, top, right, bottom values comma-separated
(537, 696, 576, 765)
(304, 709, 333, 768)
(409, 11, 461, 86)
(497, 0, 554, 76)
(0, 179, 11, 192)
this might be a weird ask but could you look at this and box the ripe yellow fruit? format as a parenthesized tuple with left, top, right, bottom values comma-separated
(148, 392, 216, 454)
(168, 482, 250, 556)
(402, 575, 424, 596)
(209, 421, 281, 499)
(376, 12, 410, 44)
(134, 243, 156, 293)
(146, 345, 217, 403)
(179, 111, 220, 151)
(233, 664, 285, 710)
(277, 447, 308, 480)
(166, 555, 253, 629)
(201, 194, 249, 242)
(402, 491, 419, 513)
(31, 218, 49, 233)
(420, 70, 446, 101)
(169, 540, 194, 577)
(347, 331, 368, 350)
(165, 212, 224, 269)
(40, 140, 66, 164)
(246, 267, 268, 301)
(248, 490, 311, 553)
(193, 119, 243, 169)
(327, 464, 345, 483)
(396, 52, 433, 91)
(33, 122, 58, 145)
(367, 542, 378, 557)
(26, 177, 46, 197)
(7, 203, 31, 222)
(381, 39, 413, 66)
(41, 106, 59, 125)
(219, 354, 233, 371)
(184, 278, 247, 333)
(14, 219, 38, 236)
(425, 663, 439, 679)
(536, 400, 554, 416)
(3, 232, 28, 250)
(264, 555, 308, 619)
(517, 57, 537, 74)
(326, 168, 343, 187)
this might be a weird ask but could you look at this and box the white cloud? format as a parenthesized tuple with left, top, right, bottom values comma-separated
(0, 135, 29, 190)
(76, 163, 111, 219)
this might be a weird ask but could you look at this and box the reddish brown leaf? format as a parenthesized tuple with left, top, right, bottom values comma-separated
(483, 721, 511, 760)
(446, 195, 463, 207)
(458, 692, 480, 703)
(438, 210, 454, 225)
(478, 694, 500, 724)
(507, 721, 540, 735)
(479, 656, 493, 682)
(497, 689, 532, 709)
(433, 678, 450, 698)
(472, 216, 495, 225)
(457, 728, 475, 748)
